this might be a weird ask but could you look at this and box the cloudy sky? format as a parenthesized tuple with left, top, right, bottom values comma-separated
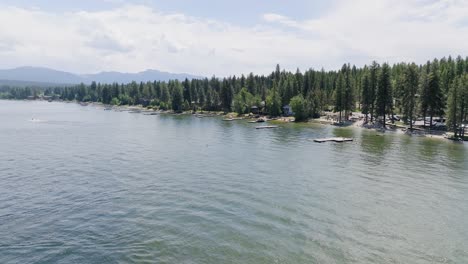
(0, 0, 467, 76)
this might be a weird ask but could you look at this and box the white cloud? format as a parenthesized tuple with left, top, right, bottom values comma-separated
(0, 1, 467, 76)
(0, 4, 318, 76)
(262, 13, 299, 28)
(262, 0, 468, 66)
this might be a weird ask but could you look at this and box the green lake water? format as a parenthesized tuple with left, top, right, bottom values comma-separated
(1, 100, 468, 263)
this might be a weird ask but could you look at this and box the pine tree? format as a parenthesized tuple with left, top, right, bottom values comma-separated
(447, 79, 459, 136)
(183, 78, 191, 105)
(246, 73, 257, 95)
(343, 64, 354, 119)
(459, 74, 468, 137)
(402, 63, 419, 130)
(376, 63, 393, 127)
(361, 70, 371, 122)
(220, 80, 233, 112)
(295, 68, 304, 96)
(274, 64, 281, 83)
(369, 61, 380, 122)
(171, 82, 184, 112)
(334, 73, 344, 122)
(426, 66, 444, 129)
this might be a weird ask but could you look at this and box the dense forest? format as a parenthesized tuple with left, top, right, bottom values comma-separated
(1, 56, 468, 136)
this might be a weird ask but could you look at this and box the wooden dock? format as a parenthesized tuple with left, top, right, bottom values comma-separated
(313, 137, 353, 143)
(255, 125, 278, 129)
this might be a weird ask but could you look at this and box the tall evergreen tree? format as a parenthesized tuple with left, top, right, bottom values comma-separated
(183, 78, 192, 105)
(342, 64, 354, 119)
(402, 63, 419, 130)
(376, 63, 393, 127)
(369, 61, 380, 122)
(426, 66, 444, 129)
(361, 70, 371, 122)
(334, 73, 345, 122)
(447, 79, 459, 136)
(220, 80, 233, 112)
(246, 73, 257, 95)
(171, 82, 184, 112)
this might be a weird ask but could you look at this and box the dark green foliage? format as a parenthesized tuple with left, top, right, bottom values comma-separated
(447, 74, 468, 137)
(266, 84, 282, 116)
(426, 67, 445, 128)
(233, 87, 257, 115)
(368, 61, 380, 122)
(290, 94, 309, 121)
(2, 56, 468, 130)
(171, 81, 184, 112)
(220, 80, 233, 112)
(376, 63, 393, 127)
(402, 63, 419, 129)
(447, 79, 459, 135)
(334, 73, 345, 122)
(342, 64, 354, 117)
(361, 71, 371, 121)
(183, 78, 191, 105)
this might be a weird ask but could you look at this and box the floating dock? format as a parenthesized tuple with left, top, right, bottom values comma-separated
(313, 137, 353, 143)
(255, 125, 278, 129)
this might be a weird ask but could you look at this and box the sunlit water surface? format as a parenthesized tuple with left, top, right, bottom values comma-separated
(1, 100, 468, 263)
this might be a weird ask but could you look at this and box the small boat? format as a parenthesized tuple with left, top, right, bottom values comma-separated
(223, 118, 234, 121)
(128, 110, 141, 113)
(143, 112, 158, 115)
(249, 118, 267, 123)
(104, 107, 112, 111)
(79, 102, 88, 106)
(313, 137, 353, 143)
(255, 125, 278, 129)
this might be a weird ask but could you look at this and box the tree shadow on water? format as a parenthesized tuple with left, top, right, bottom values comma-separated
(358, 130, 395, 165)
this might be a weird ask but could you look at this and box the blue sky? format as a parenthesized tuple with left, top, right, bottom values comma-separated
(1, 0, 334, 25)
(0, 0, 467, 76)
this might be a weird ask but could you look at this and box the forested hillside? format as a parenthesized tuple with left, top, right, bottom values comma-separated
(2, 56, 468, 133)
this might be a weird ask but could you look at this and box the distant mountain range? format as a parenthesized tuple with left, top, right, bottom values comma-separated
(0, 66, 203, 87)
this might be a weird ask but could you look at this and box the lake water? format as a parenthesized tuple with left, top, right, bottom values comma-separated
(1, 100, 468, 264)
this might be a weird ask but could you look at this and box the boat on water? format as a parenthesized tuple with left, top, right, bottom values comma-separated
(255, 125, 278, 129)
(248, 117, 267, 123)
(223, 117, 243, 121)
(313, 137, 353, 143)
(79, 102, 88, 106)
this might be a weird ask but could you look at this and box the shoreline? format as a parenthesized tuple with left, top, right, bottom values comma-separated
(312, 116, 456, 142)
(4, 99, 463, 142)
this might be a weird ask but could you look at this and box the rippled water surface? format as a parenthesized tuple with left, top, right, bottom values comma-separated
(1, 100, 468, 263)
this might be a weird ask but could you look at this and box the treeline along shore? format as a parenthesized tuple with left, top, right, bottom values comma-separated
(1, 56, 468, 139)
